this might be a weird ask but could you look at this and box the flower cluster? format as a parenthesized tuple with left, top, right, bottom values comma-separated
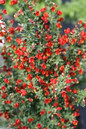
(0, 0, 86, 129)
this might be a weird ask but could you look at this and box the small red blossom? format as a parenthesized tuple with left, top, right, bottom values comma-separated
(37, 123, 42, 129)
(0, 15, 2, 20)
(53, 102, 58, 107)
(41, 63, 46, 69)
(40, 109, 45, 115)
(51, 7, 55, 12)
(33, 0, 35, 5)
(21, 89, 27, 96)
(28, 118, 34, 123)
(14, 102, 20, 108)
(22, 126, 28, 129)
(59, 65, 64, 72)
(56, 22, 62, 28)
(6, 36, 12, 42)
(15, 119, 21, 125)
(72, 88, 77, 94)
(2, 9, 7, 14)
(56, 107, 62, 111)
(28, 98, 33, 102)
(27, 74, 32, 80)
(72, 120, 78, 125)
(40, 8, 46, 13)
(0, 0, 6, 4)
(0, 112, 3, 117)
(57, 122, 61, 127)
(55, 48, 60, 55)
(10, 0, 18, 5)
(73, 111, 79, 117)
(1, 85, 6, 91)
(16, 38, 22, 45)
(4, 78, 9, 84)
(64, 28, 71, 34)
(58, 17, 64, 22)
(35, 11, 40, 16)
(9, 27, 15, 35)
(56, 113, 61, 117)
(4, 112, 9, 119)
(65, 78, 72, 84)
(57, 10, 62, 15)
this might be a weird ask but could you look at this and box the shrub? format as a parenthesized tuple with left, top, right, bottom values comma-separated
(0, 0, 86, 129)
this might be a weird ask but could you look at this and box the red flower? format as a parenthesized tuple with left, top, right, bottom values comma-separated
(28, 118, 34, 123)
(0, 0, 6, 4)
(45, 41, 53, 47)
(44, 98, 52, 104)
(0, 15, 2, 20)
(41, 63, 46, 69)
(73, 111, 79, 117)
(65, 78, 72, 84)
(44, 98, 49, 104)
(37, 123, 42, 129)
(0, 112, 3, 117)
(33, 0, 35, 5)
(9, 27, 15, 35)
(28, 82, 33, 89)
(40, 109, 45, 115)
(83, 23, 86, 29)
(35, 67, 39, 73)
(2, 93, 7, 99)
(64, 28, 71, 34)
(72, 88, 77, 94)
(56, 113, 61, 117)
(51, 7, 55, 12)
(27, 74, 32, 80)
(43, 12, 49, 18)
(46, 35, 52, 41)
(22, 126, 28, 129)
(15, 119, 21, 125)
(62, 125, 66, 129)
(40, 8, 46, 13)
(59, 65, 64, 72)
(28, 98, 33, 102)
(57, 122, 61, 127)
(61, 118, 65, 123)
(21, 89, 27, 96)
(16, 38, 22, 45)
(6, 36, 12, 42)
(35, 11, 40, 16)
(56, 22, 62, 28)
(57, 10, 62, 15)
(72, 120, 78, 125)
(4, 78, 9, 84)
(58, 17, 64, 22)
(10, 0, 18, 5)
(4, 112, 9, 119)
(56, 107, 62, 111)
(1, 85, 6, 91)
(2, 9, 7, 14)
(53, 102, 58, 107)
(14, 102, 20, 108)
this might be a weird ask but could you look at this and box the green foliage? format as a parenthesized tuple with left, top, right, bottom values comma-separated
(0, 0, 86, 129)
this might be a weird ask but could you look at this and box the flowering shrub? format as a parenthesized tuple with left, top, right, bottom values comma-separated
(0, 0, 86, 129)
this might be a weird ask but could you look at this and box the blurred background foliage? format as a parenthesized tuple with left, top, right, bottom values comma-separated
(0, 0, 86, 23)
